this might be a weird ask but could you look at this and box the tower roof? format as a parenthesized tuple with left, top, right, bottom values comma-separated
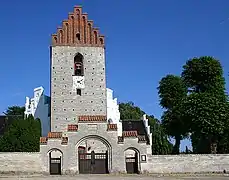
(51, 5, 105, 47)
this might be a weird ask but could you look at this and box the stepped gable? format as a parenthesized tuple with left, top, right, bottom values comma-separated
(51, 5, 105, 47)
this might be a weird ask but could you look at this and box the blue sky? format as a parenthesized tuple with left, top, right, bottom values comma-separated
(0, 0, 229, 151)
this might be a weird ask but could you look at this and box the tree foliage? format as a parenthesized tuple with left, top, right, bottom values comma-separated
(0, 106, 41, 152)
(182, 56, 225, 94)
(0, 115, 41, 152)
(119, 102, 172, 154)
(158, 75, 187, 109)
(181, 56, 228, 153)
(4, 106, 25, 118)
(158, 75, 188, 154)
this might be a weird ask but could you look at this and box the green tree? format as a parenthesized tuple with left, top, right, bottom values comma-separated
(181, 56, 228, 153)
(0, 115, 41, 152)
(119, 102, 145, 120)
(181, 56, 225, 94)
(119, 102, 172, 154)
(158, 75, 188, 154)
(4, 106, 25, 119)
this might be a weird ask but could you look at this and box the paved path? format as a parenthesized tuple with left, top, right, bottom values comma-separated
(0, 175, 229, 180)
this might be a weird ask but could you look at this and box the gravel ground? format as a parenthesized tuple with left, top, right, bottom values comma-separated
(0, 174, 229, 180)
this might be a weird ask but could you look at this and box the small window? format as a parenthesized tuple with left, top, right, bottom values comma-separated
(77, 89, 81, 96)
(91, 101, 93, 103)
(64, 109, 66, 111)
(53, 67, 55, 69)
(76, 33, 80, 41)
(66, 118, 68, 120)
(73, 109, 75, 111)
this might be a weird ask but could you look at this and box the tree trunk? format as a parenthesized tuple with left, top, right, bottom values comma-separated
(172, 135, 181, 154)
(209, 135, 217, 154)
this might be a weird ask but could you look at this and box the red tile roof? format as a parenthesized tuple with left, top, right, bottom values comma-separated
(68, 124, 78, 131)
(123, 131, 138, 137)
(47, 132, 62, 138)
(40, 137, 47, 144)
(78, 115, 107, 122)
(107, 124, 117, 131)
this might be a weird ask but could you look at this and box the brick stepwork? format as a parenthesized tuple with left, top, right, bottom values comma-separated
(52, 6, 105, 47)
(68, 124, 78, 131)
(47, 132, 62, 138)
(78, 115, 107, 122)
(40, 137, 47, 144)
(123, 131, 138, 137)
(107, 124, 117, 131)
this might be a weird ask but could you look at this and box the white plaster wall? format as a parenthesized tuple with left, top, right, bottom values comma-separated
(24, 87, 50, 136)
(141, 154, 229, 173)
(0, 152, 44, 174)
(106, 88, 122, 136)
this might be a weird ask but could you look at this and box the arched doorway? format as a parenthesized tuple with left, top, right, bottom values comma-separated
(48, 149, 62, 175)
(125, 148, 139, 174)
(76, 135, 111, 174)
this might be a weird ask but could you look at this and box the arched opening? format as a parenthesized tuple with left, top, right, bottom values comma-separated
(76, 135, 111, 174)
(48, 148, 62, 175)
(100, 38, 103, 45)
(76, 33, 80, 41)
(124, 148, 139, 174)
(74, 53, 84, 76)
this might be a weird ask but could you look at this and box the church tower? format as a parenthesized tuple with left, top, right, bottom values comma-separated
(50, 6, 107, 132)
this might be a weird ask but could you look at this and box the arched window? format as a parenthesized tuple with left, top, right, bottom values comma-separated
(74, 53, 84, 76)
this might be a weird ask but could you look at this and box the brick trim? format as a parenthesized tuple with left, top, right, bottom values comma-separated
(68, 124, 78, 131)
(78, 115, 107, 122)
(47, 132, 62, 138)
(123, 131, 138, 137)
(107, 124, 117, 131)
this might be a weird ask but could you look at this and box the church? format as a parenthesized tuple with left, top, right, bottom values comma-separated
(25, 5, 152, 175)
